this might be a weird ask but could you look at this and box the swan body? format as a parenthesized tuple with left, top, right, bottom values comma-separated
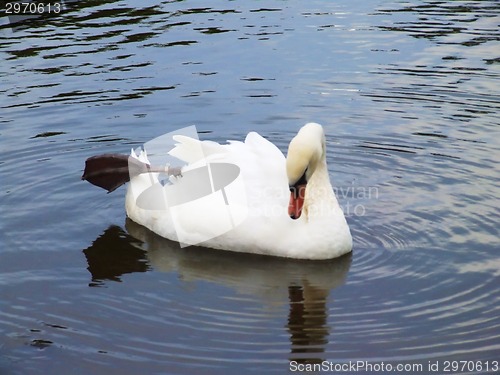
(125, 123, 352, 259)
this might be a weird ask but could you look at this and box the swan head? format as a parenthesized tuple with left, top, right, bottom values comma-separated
(286, 123, 326, 219)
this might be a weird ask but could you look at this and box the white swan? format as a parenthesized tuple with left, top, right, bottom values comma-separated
(124, 123, 352, 260)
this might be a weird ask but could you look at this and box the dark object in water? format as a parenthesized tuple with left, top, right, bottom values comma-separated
(82, 153, 181, 193)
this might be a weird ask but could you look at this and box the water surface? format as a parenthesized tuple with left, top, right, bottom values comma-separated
(1, 1, 499, 374)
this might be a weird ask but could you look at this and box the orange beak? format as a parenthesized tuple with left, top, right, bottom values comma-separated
(288, 184, 306, 219)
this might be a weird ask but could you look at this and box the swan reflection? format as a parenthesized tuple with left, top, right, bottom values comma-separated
(83, 225, 150, 286)
(83, 220, 352, 363)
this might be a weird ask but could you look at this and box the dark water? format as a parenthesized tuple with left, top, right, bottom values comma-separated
(1, 1, 499, 374)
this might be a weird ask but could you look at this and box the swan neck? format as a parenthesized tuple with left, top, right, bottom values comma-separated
(304, 160, 337, 219)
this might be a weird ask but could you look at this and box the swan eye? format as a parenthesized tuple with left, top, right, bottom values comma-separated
(289, 170, 307, 193)
(294, 170, 308, 186)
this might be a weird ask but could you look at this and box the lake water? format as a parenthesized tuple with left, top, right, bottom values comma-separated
(1, 1, 499, 374)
